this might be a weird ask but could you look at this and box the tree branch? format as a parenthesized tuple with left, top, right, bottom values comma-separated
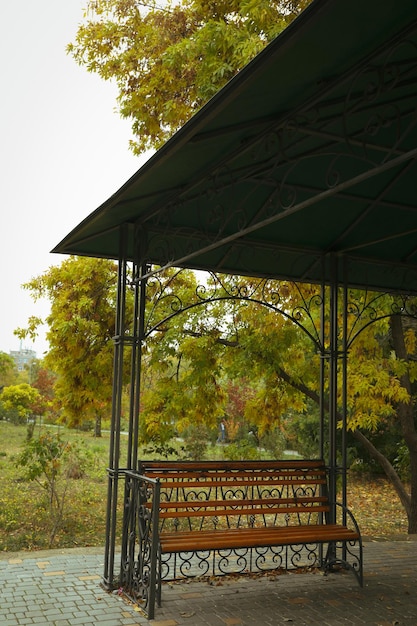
(275, 366, 411, 516)
(182, 327, 239, 348)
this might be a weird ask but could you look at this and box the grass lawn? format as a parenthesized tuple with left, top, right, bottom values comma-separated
(0, 421, 409, 553)
(0, 421, 114, 551)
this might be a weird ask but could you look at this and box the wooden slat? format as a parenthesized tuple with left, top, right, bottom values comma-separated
(156, 495, 328, 510)
(160, 524, 359, 553)
(141, 469, 326, 480)
(156, 477, 326, 489)
(142, 466, 326, 474)
(158, 505, 329, 519)
(139, 459, 325, 472)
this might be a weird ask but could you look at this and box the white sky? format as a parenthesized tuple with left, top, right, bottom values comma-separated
(0, 1, 148, 358)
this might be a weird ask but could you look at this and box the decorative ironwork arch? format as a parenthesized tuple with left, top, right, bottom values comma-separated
(345, 290, 417, 348)
(143, 269, 324, 349)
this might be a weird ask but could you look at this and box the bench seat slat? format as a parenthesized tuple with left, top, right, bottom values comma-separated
(160, 524, 359, 553)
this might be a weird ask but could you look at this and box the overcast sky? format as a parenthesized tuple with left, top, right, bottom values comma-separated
(0, 1, 148, 357)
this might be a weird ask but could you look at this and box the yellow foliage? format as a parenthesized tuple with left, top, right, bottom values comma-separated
(404, 328, 416, 355)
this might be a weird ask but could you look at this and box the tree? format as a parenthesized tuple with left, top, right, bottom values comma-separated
(0, 383, 44, 425)
(67, 0, 311, 153)
(32, 366, 56, 404)
(386, 315, 417, 532)
(0, 351, 17, 389)
(16, 257, 120, 436)
(140, 268, 228, 443)
(30, 366, 57, 424)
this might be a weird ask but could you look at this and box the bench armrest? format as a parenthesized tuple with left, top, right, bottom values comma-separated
(124, 469, 159, 485)
(332, 501, 362, 537)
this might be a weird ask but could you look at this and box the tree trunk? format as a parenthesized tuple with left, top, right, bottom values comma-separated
(408, 459, 417, 534)
(351, 429, 411, 519)
(277, 361, 415, 531)
(94, 413, 102, 438)
(390, 314, 417, 534)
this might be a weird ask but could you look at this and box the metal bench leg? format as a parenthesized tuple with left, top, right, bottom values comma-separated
(157, 548, 162, 607)
(323, 540, 363, 587)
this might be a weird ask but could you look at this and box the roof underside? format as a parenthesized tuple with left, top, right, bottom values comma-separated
(53, 0, 417, 293)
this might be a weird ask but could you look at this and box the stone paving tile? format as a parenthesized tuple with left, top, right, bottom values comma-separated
(1, 542, 417, 625)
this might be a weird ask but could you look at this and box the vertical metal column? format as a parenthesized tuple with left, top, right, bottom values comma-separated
(119, 225, 148, 589)
(318, 264, 327, 567)
(341, 263, 348, 517)
(340, 263, 349, 566)
(103, 225, 128, 589)
(128, 261, 148, 471)
(328, 254, 339, 520)
(319, 260, 326, 460)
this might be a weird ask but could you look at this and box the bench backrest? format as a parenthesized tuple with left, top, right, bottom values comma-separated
(137, 459, 329, 532)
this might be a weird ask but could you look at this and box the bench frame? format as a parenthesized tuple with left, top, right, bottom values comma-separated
(121, 460, 363, 619)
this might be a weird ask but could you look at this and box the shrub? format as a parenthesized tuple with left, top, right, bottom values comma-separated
(394, 443, 411, 482)
(17, 432, 92, 546)
(183, 424, 209, 460)
(225, 437, 261, 460)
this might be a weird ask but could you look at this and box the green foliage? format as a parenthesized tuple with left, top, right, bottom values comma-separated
(284, 407, 322, 458)
(17, 432, 93, 547)
(346, 321, 410, 432)
(18, 432, 70, 483)
(135, 274, 417, 467)
(182, 424, 210, 460)
(68, 0, 311, 153)
(16, 257, 122, 433)
(140, 270, 228, 442)
(0, 351, 18, 388)
(0, 383, 43, 425)
(394, 443, 411, 482)
(0, 422, 108, 551)
(259, 427, 287, 458)
(225, 437, 261, 460)
(143, 438, 185, 459)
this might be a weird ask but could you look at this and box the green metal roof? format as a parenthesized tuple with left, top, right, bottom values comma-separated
(53, 0, 417, 293)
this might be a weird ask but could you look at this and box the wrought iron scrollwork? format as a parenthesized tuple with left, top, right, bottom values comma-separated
(345, 289, 417, 348)
(120, 471, 160, 617)
(139, 269, 324, 351)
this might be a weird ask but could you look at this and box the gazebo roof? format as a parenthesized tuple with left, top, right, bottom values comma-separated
(53, 0, 417, 293)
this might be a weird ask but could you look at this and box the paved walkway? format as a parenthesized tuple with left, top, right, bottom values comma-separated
(1, 540, 417, 625)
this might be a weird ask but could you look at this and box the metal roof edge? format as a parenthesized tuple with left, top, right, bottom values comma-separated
(51, 0, 328, 255)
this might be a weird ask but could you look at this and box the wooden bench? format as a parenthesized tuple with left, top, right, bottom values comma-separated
(126, 459, 362, 619)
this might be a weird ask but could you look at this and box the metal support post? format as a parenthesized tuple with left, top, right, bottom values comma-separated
(103, 225, 128, 589)
(328, 255, 339, 517)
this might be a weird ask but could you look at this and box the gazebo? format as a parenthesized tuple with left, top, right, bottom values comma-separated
(53, 0, 417, 614)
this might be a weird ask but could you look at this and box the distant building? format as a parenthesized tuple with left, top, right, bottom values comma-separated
(9, 348, 36, 372)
